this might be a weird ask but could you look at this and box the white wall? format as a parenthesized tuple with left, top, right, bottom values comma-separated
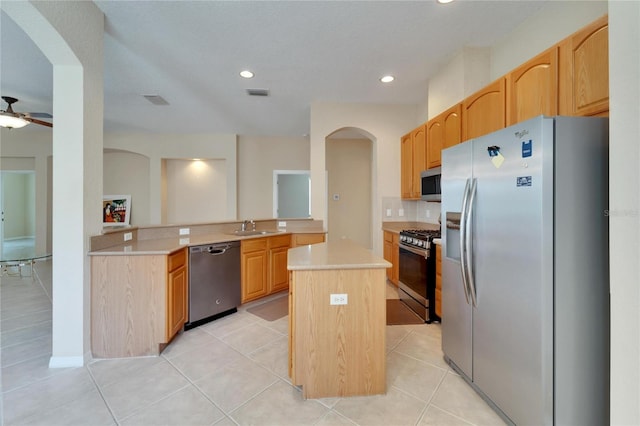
(103, 150, 150, 225)
(105, 132, 237, 223)
(237, 135, 310, 220)
(428, 47, 491, 119)
(310, 102, 419, 257)
(1, 172, 34, 239)
(164, 159, 227, 224)
(609, 1, 640, 423)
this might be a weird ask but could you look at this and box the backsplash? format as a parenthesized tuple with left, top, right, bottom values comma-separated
(381, 197, 441, 225)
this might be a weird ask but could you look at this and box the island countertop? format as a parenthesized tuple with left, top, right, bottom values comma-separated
(287, 239, 391, 271)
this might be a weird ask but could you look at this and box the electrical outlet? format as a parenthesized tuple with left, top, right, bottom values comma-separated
(123, 232, 133, 241)
(330, 294, 348, 305)
(398, 208, 404, 217)
(278, 221, 287, 228)
(179, 228, 190, 235)
(179, 238, 190, 245)
(386, 209, 392, 217)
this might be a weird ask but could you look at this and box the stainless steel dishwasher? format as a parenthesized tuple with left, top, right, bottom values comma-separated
(185, 241, 241, 330)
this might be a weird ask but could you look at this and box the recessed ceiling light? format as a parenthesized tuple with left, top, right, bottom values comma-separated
(380, 75, 395, 83)
(437, 0, 454, 4)
(240, 70, 254, 79)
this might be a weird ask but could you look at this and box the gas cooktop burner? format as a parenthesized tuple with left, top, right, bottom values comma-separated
(399, 229, 441, 249)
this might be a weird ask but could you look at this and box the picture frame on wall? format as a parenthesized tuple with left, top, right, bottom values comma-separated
(103, 195, 131, 226)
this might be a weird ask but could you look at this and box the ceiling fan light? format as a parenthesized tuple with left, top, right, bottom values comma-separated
(0, 113, 29, 129)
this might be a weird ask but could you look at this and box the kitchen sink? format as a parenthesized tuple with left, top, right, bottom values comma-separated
(230, 230, 281, 236)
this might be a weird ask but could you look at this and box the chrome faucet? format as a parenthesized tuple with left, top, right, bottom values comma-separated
(241, 220, 255, 231)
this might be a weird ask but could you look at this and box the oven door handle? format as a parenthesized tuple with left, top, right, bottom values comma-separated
(399, 243, 429, 258)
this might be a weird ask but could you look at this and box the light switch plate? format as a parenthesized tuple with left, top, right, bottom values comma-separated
(179, 238, 190, 245)
(398, 208, 404, 217)
(278, 221, 287, 228)
(123, 232, 133, 241)
(179, 228, 190, 235)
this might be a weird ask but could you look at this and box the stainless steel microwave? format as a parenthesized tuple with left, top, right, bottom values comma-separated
(421, 167, 441, 201)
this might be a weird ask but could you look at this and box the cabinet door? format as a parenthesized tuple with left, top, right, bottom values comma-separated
(241, 249, 268, 303)
(270, 246, 289, 293)
(392, 234, 399, 285)
(400, 132, 413, 199)
(426, 118, 443, 169)
(559, 15, 608, 117)
(411, 125, 427, 198)
(443, 104, 462, 149)
(383, 232, 394, 282)
(292, 233, 325, 247)
(463, 78, 506, 140)
(507, 46, 559, 126)
(167, 265, 187, 340)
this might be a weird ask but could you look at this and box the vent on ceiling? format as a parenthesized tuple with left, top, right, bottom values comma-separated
(142, 94, 169, 105)
(246, 88, 270, 97)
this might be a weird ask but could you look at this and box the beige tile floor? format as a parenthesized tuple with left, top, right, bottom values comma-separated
(1, 259, 505, 426)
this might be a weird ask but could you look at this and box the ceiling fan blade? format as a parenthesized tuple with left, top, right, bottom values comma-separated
(25, 117, 53, 128)
(27, 112, 53, 119)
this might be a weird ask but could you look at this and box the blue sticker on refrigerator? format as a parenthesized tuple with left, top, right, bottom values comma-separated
(517, 176, 532, 187)
(522, 140, 532, 158)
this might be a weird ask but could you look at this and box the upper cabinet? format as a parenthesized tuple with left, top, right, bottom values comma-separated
(559, 15, 609, 117)
(427, 103, 462, 168)
(507, 46, 559, 126)
(462, 78, 506, 141)
(401, 124, 427, 199)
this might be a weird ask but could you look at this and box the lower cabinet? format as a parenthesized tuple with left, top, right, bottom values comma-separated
(383, 231, 399, 286)
(269, 234, 292, 293)
(435, 244, 442, 319)
(167, 249, 188, 340)
(241, 233, 295, 303)
(91, 247, 188, 358)
(241, 238, 269, 303)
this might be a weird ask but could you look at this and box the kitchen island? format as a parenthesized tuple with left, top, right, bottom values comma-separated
(287, 239, 391, 399)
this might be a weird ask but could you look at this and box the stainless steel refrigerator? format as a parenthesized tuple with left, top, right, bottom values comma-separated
(441, 116, 609, 425)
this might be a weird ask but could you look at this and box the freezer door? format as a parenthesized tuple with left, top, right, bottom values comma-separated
(441, 140, 473, 379)
(470, 116, 554, 425)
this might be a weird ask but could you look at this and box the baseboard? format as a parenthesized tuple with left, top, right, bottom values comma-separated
(49, 355, 84, 368)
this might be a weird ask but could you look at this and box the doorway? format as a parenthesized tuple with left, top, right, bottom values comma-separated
(326, 131, 373, 249)
(0, 171, 36, 260)
(273, 170, 311, 218)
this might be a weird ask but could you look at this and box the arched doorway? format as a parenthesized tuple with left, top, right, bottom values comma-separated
(325, 127, 374, 249)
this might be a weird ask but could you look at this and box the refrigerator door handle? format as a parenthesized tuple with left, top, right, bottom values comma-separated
(466, 178, 478, 307)
(459, 178, 471, 304)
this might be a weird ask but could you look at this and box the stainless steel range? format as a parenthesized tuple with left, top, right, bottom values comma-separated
(398, 228, 441, 323)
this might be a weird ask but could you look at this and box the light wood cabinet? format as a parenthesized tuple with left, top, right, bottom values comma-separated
(241, 238, 269, 303)
(507, 46, 559, 126)
(289, 267, 386, 399)
(269, 234, 292, 293)
(91, 247, 188, 358)
(167, 249, 188, 340)
(401, 125, 427, 199)
(435, 244, 442, 319)
(463, 78, 506, 141)
(559, 15, 609, 117)
(291, 233, 325, 247)
(427, 103, 462, 167)
(242, 234, 299, 302)
(383, 231, 399, 286)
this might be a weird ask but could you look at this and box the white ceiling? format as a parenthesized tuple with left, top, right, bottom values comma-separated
(0, 0, 552, 137)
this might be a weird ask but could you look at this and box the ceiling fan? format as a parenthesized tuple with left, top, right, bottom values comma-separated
(0, 96, 53, 129)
